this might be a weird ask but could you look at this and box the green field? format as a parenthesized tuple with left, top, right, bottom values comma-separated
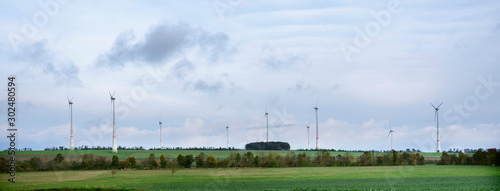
(0, 150, 444, 160)
(0, 165, 498, 190)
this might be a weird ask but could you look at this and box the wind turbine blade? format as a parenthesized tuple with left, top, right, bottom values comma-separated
(112, 90, 116, 96)
(315, 98, 319, 107)
(437, 102, 444, 108)
(431, 103, 436, 109)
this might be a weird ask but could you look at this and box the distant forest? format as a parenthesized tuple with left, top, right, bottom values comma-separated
(245, 141, 291, 150)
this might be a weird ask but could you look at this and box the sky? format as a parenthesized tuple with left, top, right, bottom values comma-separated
(1, 0, 499, 152)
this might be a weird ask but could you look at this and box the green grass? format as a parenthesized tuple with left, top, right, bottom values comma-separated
(1, 165, 498, 190)
(0, 150, 445, 160)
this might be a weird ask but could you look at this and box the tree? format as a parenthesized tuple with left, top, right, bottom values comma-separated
(183, 154, 194, 168)
(440, 152, 450, 165)
(392, 150, 399, 165)
(399, 152, 410, 165)
(416, 153, 425, 165)
(359, 151, 373, 166)
(207, 156, 216, 168)
(177, 154, 185, 166)
(473, 149, 485, 165)
(96, 156, 109, 169)
(449, 154, 457, 165)
(160, 154, 167, 168)
(244, 151, 254, 167)
(148, 154, 158, 169)
(457, 152, 466, 165)
(111, 155, 119, 168)
(126, 156, 137, 168)
(168, 161, 178, 176)
(486, 148, 497, 166)
(29, 157, 42, 171)
(54, 153, 64, 163)
(316, 150, 332, 166)
(195, 152, 206, 168)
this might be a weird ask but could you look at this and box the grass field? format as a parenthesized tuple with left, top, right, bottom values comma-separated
(0, 165, 498, 190)
(0, 150, 445, 161)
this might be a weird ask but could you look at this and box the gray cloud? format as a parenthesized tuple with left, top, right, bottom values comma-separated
(95, 21, 230, 67)
(261, 53, 306, 71)
(17, 40, 82, 87)
(259, 42, 307, 71)
(288, 81, 315, 92)
(172, 58, 195, 79)
(493, 22, 500, 33)
(192, 79, 224, 94)
(198, 32, 230, 62)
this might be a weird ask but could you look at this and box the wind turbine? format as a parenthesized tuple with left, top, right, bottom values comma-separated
(388, 123, 395, 151)
(314, 99, 319, 150)
(68, 97, 74, 151)
(431, 102, 443, 153)
(306, 122, 310, 150)
(226, 122, 229, 149)
(110, 91, 117, 153)
(265, 106, 269, 142)
(159, 116, 163, 150)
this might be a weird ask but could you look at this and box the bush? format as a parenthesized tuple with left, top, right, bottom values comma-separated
(160, 155, 167, 168)
(195, 152, 206, 168)
(54, 153, 64, 163)
(182, 154, 194, 168)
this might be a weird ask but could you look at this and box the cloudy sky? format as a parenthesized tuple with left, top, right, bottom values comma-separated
(1, 0, 499, 152)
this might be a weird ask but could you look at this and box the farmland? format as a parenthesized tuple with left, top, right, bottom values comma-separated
(1, 165, 499, 190)
(0, 149, 444, 161)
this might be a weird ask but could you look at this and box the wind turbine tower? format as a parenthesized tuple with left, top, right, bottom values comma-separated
(226, 123, 229, 149)
(431, 102, 443, 153)
(68, 97, 74, 151)
(306, 123, 310, 150)
(110, 91, 117, 153)
(159, 120, 163, 150)
(314, 99, 319, 150)
(388, 123, 395, 150)
(265, 108, 269, 142)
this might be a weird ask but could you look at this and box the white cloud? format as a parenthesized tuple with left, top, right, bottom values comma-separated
(1, 1, 499, 152)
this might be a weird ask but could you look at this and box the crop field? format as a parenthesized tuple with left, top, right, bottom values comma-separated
(0, 150, 444, 161)
(0, 165, 499, 190)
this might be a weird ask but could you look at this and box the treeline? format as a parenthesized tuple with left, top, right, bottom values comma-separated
(245, 142, 290, 150)
(0, 150, 427, 173)
(296, 148, 424, 153)
(41, 146, 238, 151)
(438, 148, 500, 166)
